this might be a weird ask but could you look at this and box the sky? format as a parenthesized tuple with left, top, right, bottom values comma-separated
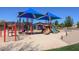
(0, 7, 79, 24)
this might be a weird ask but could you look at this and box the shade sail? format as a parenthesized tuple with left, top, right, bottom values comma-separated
(18, 8, 44, 19)
(38, 12, 61, 20)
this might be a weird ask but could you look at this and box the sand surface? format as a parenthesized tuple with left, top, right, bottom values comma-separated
(63, 29, 79, 45)
(0, 30, 68, 51)
(0, 29, 79, 51)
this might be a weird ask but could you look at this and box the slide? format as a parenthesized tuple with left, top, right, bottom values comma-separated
(51, 26, 59, 33)
(43, 28, 51, 35)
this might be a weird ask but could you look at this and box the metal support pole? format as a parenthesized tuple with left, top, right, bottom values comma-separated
(4, 22, 6, 42)
(14, 24, 16, 41)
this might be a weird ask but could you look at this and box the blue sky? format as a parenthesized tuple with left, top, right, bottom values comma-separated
(0, 7, 79, 24)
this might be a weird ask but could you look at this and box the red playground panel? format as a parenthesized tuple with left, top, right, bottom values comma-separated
(4, 23, 17, 42)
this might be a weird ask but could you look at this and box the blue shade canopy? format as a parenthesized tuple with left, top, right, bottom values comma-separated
(18, 8, 44, 19)
(38, 12, 61, 20)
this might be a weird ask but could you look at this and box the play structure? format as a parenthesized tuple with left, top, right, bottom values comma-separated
(0, 8, 61, 40)
(17, 18, 33, 34)
(36, 23, 59, 34)
(51, 25, 59, 33)
(17, 9, 61, 34)
(36, 22, 43, 30)
(43, 25, 51, 34)
(0, 22, 17, 42)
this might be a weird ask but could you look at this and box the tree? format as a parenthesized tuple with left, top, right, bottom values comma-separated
(77, 21, 79, 28)
(0, 20, 5, 30)
(64, 16, 74, 27)
(56, 23, 64, 28)
(55, 20, 59, 26)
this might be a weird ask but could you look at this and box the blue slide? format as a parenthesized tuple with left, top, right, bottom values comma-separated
(51, 26, 59, 33)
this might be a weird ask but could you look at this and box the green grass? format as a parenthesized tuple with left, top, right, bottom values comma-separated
(46, 43, 79, 51)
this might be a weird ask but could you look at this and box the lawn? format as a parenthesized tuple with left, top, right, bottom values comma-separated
(46, 43, 79, 51)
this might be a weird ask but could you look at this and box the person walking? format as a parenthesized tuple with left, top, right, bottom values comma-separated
(64, 27, 68, 36)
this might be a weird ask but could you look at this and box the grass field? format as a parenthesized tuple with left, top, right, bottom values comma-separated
(47, 43, 79, 51)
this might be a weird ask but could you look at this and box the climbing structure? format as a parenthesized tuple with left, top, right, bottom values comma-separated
(4, 23, 17, 42)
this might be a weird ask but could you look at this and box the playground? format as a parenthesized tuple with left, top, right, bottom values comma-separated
(0, 8, 79, 51)
(0, 8, 66, 51)
(1, 25, 79, 50)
